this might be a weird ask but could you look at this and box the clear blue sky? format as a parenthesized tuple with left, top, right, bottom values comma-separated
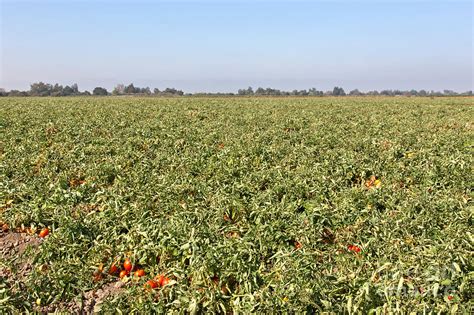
(1, 0, 472, 92)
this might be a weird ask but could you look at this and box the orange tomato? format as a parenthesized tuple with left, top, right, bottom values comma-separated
(134, 269, 145, 277)
(39, 228, 49, 238)
(119, 270, 129, 279)
(108, 263, 119, 275)
(123, 258, 132, 272)
(1, 223, 9, 232)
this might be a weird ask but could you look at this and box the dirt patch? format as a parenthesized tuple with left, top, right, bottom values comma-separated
(0, 230, 40, 311)
(78, 281, 126, 313)
(0, 230, 40, 260)
(37, 281, 126, 314)
(0, 230, 40, 281)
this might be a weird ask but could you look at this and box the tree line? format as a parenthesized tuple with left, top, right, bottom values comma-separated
(0, 82, 472, 97)
(0, 82, 185, 97)
(238, 86, 472, 97)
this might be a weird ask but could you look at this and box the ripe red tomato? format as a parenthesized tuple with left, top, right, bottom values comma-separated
(119, 270, 129, 279)
(134, 269, 145, 277)
(157, 274, 170, 287)
(348, 245, 361, 253)
(123, 258, 132, 272)
(39, 228, 49, 238)
(144, 280, 158, 290)
(108, 263, 119, 275)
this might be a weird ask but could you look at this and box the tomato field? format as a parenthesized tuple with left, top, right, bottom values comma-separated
(1, 96, 472, 313)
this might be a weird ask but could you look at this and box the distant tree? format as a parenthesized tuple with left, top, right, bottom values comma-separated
(124, 83, 136, 94)
(427, 90, 441, 97)
(141, 87, 151, 95)
(0, 88, 6, 96)
(51, 83, 64, 96)
(9, 90, 29, 97)
(308, 88, 323, 96)
(153, 88, 160, 95)
(443, 90, 457, 96)
(113, 84, 125, 95)
(299, 89, 309, 96)
(162, 87, 184, 96)
(82, 90, 91, 96)
(332, 87, 345, 96)
(63, 85, 74, 96)
(380, 90, 393, 96)
(238, 86, 255, 95)
(349, 89, 362, 96)
(93, 87, 108, 96)
(30, 82, 53, 96)
(418, 90, 428, 96)
(255, 87, 265, 95)
(368, 90, 379, 96)
(71, 83, 79, 94)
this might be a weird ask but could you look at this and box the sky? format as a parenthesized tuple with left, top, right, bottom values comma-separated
(1, 0, 472, 93)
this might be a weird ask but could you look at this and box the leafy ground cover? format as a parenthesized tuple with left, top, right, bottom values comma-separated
(0, 96, 472, 313)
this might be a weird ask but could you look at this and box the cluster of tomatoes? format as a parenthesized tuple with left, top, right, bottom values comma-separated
(101, 258, 171, 291)
(347, 244, 362, 253)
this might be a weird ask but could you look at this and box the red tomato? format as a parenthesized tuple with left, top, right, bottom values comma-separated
(134, 269, 145, 277)
(448, 295, 453, 301)
(294, 241, 302, 249)
(158, 275, 170, 287)
(119, 270, 129, 279)
(348, 245, 361, 253)
(108, 263, 119, 275)
(123, 258, 133, 272)
(39, 228, 49, 238)
(144, 280, 158, 290)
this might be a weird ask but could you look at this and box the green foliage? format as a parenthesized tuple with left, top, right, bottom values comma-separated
(0, 96, 472, 313)
(92, 87, 108, 96)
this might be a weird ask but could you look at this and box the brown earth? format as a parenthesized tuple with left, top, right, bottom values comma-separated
(37, 281, 126, 314)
